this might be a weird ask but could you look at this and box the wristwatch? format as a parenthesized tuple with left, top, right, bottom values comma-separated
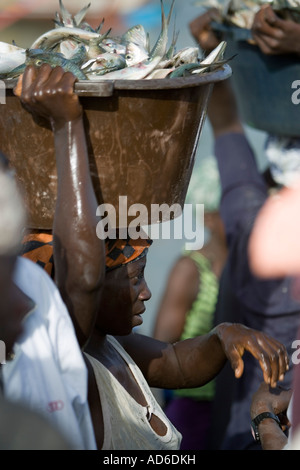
(251, 412, 282, 443)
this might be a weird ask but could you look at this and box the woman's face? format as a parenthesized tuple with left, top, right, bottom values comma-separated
(96, 256, 152, 336)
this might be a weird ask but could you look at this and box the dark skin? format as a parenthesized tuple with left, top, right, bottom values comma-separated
(17, 64, 105, 349)
(0, 155, 34, 356)
(189, 8, 221, 54)
(251, 382, 292, 449)
(190, 5, 300, 57)
(0, 255, 33, 356)
(16, 65, 290, 450)
(189, 11, 299, 450)
(251, 4, 300, 56)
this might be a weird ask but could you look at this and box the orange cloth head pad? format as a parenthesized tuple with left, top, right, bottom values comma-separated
(105, 232, 153, 272)
(21, 230, 152, 277)
(21, 232, 54, 278)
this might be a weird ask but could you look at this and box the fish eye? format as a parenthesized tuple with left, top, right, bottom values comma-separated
(126, 54, 132, 60)
(35, 59, 43, 66)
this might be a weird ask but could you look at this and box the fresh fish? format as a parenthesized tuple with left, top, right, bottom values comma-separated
(159, 46, 199, 69)
(97, 0, 176, 81)
(23, 49, 87, 79)
(165, 21, 179, 60)
(197, 40, 227, 70)
(0, 41, 26, 73)
(85, 37, 106, 59)
(53, 12, 63, 28)
(194, 0, 260, 28)
(0, 48, 47, 79)
(167, 62, 203, 78)
(59, 40, 84, 59)
(122, 24, 148, 50)
(120, 21, 150, 67)
(58, 0, 73, 27)
(0, 63, 26, 79)
(56, 0, 91, 28)
(65, 43, 87, 64)
(125, 41, 149, 67)
(73, 2, 92, 27)
(84, 53, 126, 78)
(85, 28, 113, 59)
(0, 0, 228, 82)
(145, 67, 176, 79)
(168, 41, 227, 77)
(100, 38, 126, 55)
(30, 26, 100, 51)
(149, 0, 175, 61)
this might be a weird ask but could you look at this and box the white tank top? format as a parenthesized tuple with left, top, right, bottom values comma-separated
(85, 336, 182, 450)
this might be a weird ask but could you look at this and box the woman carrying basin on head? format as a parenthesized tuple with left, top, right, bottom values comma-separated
(16, 63, 289, 450)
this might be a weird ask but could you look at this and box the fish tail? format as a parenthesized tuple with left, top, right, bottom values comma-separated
(96, 18, 105, 34)
(167, 0, 176, 27)
(74, 3, 91, 27)
(59, 0, 72, 25)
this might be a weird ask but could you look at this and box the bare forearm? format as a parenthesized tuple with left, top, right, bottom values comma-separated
(121, 328, 226, 389)
(53, 117, 105, 346)
(168, 328, 226, 388)
(257, 420, 288, 450)
(208, 79, 244, 138)
(123, 323, 289, 390)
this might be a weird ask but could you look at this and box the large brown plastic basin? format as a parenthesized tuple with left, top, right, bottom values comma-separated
(1, 64, 231, 229)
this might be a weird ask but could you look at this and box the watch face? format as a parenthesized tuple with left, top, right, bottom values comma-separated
(251, 423, 259, 442)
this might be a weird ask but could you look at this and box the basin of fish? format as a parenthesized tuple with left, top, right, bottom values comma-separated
(0, 0, 232, 229)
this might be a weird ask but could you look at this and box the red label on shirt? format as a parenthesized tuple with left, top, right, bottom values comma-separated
(47, 400, 64, 412)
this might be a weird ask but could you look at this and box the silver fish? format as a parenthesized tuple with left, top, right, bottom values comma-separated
(165, 21, 179, 60)
(0, 41, 26, 73)
(122, 24, 148, 50)
(84, 53, 126, 78)
(145, 67, 175, 79)
(24, 49, 87, 80)
(30, 26, 100, 51)
(195, 40, 227, 73)
(167, 41, 227, 77)
(159, 46, 199, 69)
(97, 0, 176, 81)
(56, 0, 91, 28)
(125, 41, 149, 67)
(100, 38, 126, 55)
(73, 2, 92, 27)
(59, 40, 83, 59)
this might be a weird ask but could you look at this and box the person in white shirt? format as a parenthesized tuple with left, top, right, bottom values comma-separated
(0, 156, 73, 449)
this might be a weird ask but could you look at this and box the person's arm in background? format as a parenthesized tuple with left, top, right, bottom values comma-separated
(16, 64, 105, 349)
(153, 256, 200, 343)
(189, 10, 268, 241)
(189, 8, 222, 54)
(250, 382, 292, 449)
(251, 4, 300, 56)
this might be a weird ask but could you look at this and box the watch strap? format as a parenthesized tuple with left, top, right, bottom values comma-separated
(251, 411, 281, 443)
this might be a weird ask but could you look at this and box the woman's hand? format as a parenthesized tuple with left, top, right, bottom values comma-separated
(251, 382, 292, 424)
(216, 323, 289, 387)
(14, 64, 82, 130)
(189, 8, 222, 53)
(251, 4, 300, 56)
